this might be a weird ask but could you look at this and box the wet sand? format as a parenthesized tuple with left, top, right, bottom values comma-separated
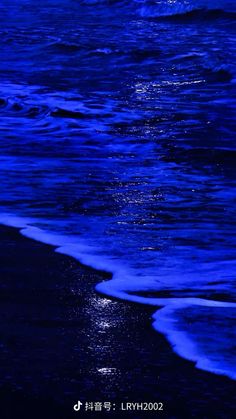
(0, 225, 235, 418)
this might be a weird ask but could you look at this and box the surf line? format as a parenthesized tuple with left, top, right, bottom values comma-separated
(0, 213, 235, 381)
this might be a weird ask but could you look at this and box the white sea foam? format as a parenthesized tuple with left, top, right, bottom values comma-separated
(138, 0, 236, 18)
(153, 304, 236, 380)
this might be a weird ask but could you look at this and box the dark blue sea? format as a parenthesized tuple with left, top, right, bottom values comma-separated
(0, 0, 235, 379)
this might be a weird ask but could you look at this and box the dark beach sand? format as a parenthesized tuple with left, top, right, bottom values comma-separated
(0, 225, 235, 419)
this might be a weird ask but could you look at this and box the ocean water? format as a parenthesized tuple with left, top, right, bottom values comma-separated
(0, 0, 236, 380)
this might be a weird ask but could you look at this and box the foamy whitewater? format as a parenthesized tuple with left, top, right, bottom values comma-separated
(0, 0, 236, 380)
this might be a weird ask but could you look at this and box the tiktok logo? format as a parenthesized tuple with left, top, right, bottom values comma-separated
(73, 401, 83, 411)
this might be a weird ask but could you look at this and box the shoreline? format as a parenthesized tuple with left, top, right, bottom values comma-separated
(0, 224, 235, 418)
(2, 216, 235, 381)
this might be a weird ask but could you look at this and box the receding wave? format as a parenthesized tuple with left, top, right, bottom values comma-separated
(0, 214, 235, 381)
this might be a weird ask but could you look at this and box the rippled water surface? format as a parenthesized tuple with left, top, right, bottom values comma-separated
(0, 0, 236, 379)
